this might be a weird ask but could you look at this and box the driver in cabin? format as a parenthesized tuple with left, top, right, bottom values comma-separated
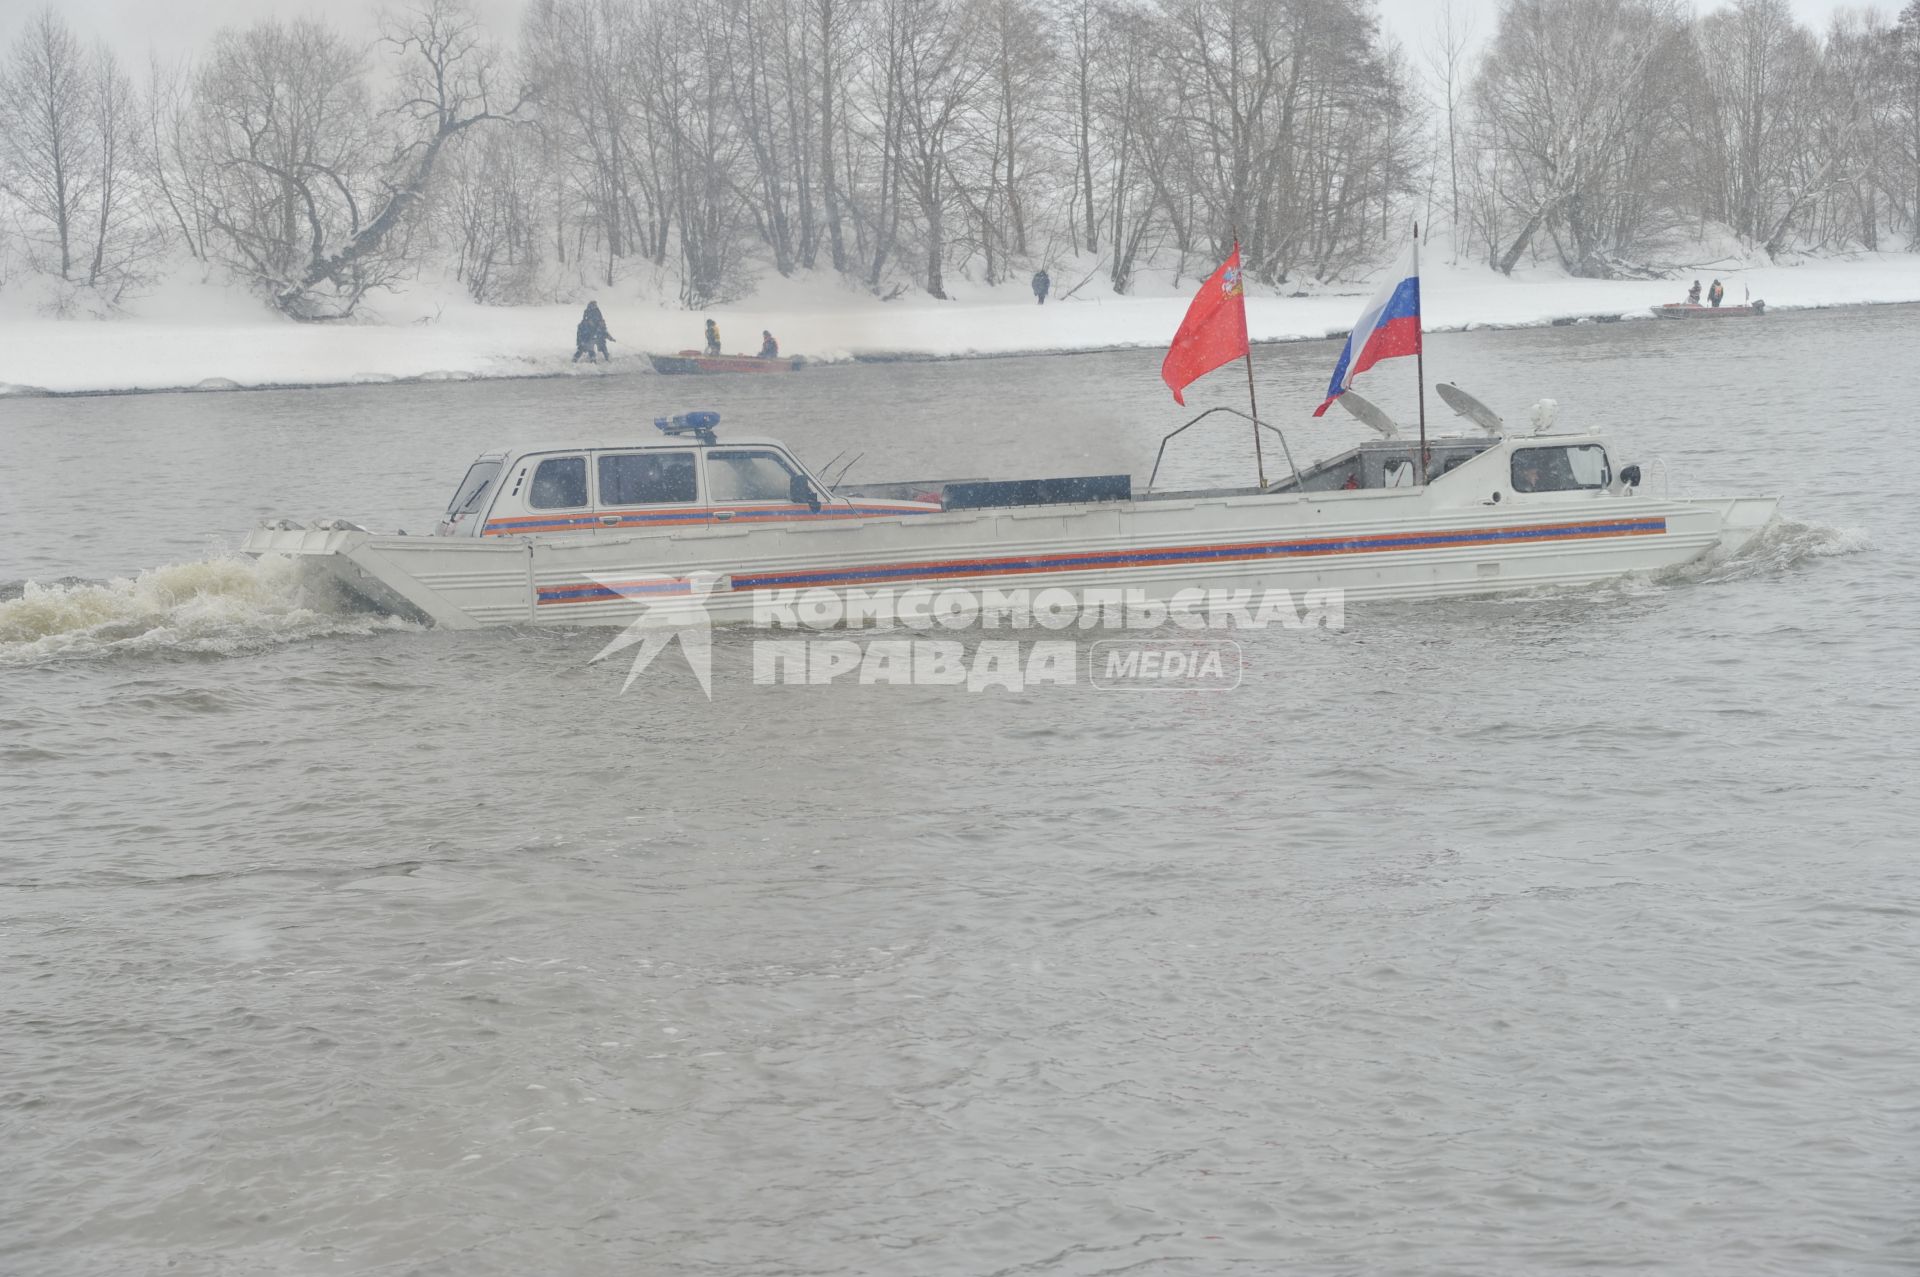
(1515, 456, 1544, 493)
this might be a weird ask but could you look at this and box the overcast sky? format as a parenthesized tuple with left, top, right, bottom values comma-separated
(4, 0, 1886, 64)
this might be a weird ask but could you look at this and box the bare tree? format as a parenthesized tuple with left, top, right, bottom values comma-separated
(1692, 0, 1821, 250)
(337, 0, 532, 300)
(190, 19, 384, 314)
(1053, 0, 1101, 255)
(644, 0, 752, 306)
(0, 8, 95, 282)
(1423, 0, 1475, 259)
(523, 0, 639, 279)
(971, 0, 1050, 280)
(191, 0, 526, 318)
(1471, 0, 1691, 276)
(1895, 0, 1920, 244)
(81, 41, 163, 296)
(434, 118, 546, 300)
(812, 0, 859, 272)
(143, 51, 209, 261)
(1097, 0, 1157, 292)
(892, 0, 984, 297)
(1818, 9, 1899, 248)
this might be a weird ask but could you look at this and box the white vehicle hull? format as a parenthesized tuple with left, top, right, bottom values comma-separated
(245, 478, 1779, 630)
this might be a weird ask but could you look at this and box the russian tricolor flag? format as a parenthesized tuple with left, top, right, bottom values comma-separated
(1313, 238, 1421, 417)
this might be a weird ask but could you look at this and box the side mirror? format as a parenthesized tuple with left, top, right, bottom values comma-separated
(1619, 464, 1642, 488)
(790, 473, 822, 512)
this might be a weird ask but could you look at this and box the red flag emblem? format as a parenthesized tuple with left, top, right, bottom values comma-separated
(1161, 245, 1250, 405)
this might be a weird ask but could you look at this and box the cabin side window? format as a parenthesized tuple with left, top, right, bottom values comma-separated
(445, 461, 501, 519)
(528, 456, 588, 509)
(1511, 445, 1609, 493)
(707, 449, 801, 502)
(598, 452, 697, 506)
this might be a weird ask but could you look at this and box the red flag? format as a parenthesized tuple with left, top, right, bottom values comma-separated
(1161, 245, 1249, 405)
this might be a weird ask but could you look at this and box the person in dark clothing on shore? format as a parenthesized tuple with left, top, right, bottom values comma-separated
(760, 330, 779, 358)
(1708, 279, 1725, 308)
(573, 301, 612, 362)
(1032, 269, 1051, 305)
(705, 318, 721, 356)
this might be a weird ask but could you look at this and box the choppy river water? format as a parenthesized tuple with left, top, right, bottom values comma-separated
(2, 307, 1917, 1276)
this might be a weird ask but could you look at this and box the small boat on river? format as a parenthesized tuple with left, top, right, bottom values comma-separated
(1653, 301, 1765, 320)
(649, 351, 804, 374)
(243, 402, 1779, 630)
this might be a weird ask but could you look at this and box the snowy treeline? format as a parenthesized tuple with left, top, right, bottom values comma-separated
(3, 0, 1920, 318)
(1449, 0, 1920, 276)
(0, 0, 1418, 316)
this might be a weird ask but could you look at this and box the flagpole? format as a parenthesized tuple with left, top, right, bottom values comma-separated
(1245, 351, 1266, 489)
(1235, 238, 1266, 488)
(1413, 222, 1427, 486)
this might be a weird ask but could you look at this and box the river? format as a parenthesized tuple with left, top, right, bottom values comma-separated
(2, 307, 1916, 1275)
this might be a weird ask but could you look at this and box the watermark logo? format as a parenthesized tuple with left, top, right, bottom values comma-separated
(748, 585, 1340, 633)
(751, 638, 1080, 691)
(591, 582, 1339, 694)
(1089, 638, 1243, 691)
(588, 570, 719, 696)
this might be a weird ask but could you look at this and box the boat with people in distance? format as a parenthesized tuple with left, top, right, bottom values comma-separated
(242, 399, 1780, 630)
(1653, 300, 1765, 319)
(649, 351, 804, 374)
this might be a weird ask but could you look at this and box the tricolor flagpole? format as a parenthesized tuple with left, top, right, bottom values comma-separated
(1413, 222, 1428, 485)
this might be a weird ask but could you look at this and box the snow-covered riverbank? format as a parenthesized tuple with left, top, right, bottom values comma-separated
(6, 252, 1920, 397)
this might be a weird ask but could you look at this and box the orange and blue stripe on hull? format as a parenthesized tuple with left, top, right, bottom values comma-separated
(730, 515, 1666, 590)
(537, 577, 695, 605)
(534, 515, 1668, 606)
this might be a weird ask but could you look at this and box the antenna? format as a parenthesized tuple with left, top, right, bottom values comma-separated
(828, 452, 865, 490)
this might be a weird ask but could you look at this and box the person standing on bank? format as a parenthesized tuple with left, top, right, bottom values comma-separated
(573, 301, 612, 363)
(704, 318, 721, 355)
(1032, 268, 1050, 305)
(583, 301, 612, 361)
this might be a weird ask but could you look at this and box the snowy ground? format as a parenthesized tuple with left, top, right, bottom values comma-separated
(5, 251, 1920, 397)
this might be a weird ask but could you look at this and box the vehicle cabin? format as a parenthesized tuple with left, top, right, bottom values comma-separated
(440, 413, 1638, 539)
(439, 424, 846, 538)
(1266, 436, 1620, 496)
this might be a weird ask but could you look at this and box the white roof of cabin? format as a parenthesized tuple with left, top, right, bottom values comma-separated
(487, 435, 792, 461)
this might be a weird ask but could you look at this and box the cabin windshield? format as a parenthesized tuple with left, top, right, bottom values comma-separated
(1512, 444, 1609, 493)
(445, 460, 501, 518)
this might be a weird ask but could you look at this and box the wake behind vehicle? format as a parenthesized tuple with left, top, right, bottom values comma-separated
(243, 402, 1779, 629)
